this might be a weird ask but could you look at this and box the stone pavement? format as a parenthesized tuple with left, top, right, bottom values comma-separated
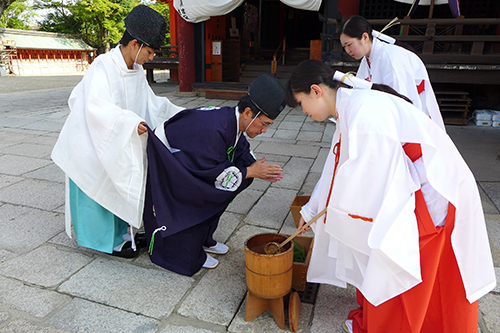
(0, 74, 499, 333)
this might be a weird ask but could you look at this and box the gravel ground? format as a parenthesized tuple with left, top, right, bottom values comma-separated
(0, 74, 85, 93)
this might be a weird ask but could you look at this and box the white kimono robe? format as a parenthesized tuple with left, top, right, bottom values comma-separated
(301, 88, 495, 306)
(357, 38, 446, 131)
(52, 45, 184, 234)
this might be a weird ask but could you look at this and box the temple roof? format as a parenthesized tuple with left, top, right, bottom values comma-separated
(0, 28, 95, 51)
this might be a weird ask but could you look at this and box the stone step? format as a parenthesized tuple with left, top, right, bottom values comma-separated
(191, 63, 296, 99)
(204, 89, 247, 100)
(192, 81, 248, 92)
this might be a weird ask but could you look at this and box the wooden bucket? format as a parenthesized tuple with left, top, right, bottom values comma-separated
(244, 233, 294, 299)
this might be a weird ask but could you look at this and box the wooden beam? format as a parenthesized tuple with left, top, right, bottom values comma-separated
(418, 54, 500, 64)
(428, 68, 500, 85)
(395, 35, 500, 42)
(322, 16, 500, 27)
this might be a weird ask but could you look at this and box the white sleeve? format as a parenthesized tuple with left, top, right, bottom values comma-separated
(324, 128, 422, 306)
(144, 82, 184, 129)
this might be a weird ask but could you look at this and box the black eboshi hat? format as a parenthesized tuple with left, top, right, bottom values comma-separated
(124, 5, 167, 51)
(248, 74, 286, 120)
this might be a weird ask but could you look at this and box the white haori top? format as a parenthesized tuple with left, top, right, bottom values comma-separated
(301, 88, 495, 306)
(52, 45, 183, 233)
(356, 37, 446, 131)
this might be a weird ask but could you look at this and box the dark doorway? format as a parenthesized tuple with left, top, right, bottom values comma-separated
(259, 1, 323, 55)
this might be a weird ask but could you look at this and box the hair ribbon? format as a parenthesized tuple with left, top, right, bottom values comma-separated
(333, 71, 373, 90)
(372, 17, 399, 45)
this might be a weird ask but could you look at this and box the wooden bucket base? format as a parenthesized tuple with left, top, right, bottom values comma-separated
(244, 291, 286, 329)
(244, 290, 301, 331)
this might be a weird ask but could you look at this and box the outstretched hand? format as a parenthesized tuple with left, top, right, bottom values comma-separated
(246, 156, 283, 182)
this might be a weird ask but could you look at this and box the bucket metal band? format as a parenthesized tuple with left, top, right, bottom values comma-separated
(248, 288, 292, 300)
(245, 264, 293, 277)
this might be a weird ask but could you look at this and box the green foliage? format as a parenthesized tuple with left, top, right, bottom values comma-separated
(35, 0, 171, 54)
(147, 1, 171, 46)
(75, 0, 131, 51)
(293, 240, 306, 263)
(0, 0, 37, 29)
(35, 0, 80, 34)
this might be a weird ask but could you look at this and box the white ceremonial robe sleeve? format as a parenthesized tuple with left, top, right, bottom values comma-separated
(359, 39, 445, 130)
(324, 128, 422, 306)
(143, 83, 184, 129)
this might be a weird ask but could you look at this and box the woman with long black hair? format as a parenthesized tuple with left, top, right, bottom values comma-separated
(286, 59, 495, 333)
(339, 15, 445, 131)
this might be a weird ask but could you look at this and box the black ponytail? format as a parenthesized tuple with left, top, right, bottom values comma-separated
(371, 83, 413, 104)
(287, 60, 412, 106)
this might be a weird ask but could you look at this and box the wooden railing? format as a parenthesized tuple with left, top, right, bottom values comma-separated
(320, 15, 500, 65)
(271, 36, 286, 76)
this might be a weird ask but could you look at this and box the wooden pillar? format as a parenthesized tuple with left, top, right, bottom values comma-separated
(402, 16, 410, 36)
(337, 0, 359, 18)
(279, 6, 285, 45)
(451, 15, 464, 53)
(177, 11, 196, 92)
(168, 0, 179, 82)
(428, 0, 435, 19)
(323, 0, 340, 62)
(423, 23, 436, 54)
(205, 16, 226, 82)
(310, 40, 322, 60)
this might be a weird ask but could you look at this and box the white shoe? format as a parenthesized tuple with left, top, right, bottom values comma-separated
(203, 242, 229, 255)
(342, 320, 353, 333)
(203, 254, 219, 269)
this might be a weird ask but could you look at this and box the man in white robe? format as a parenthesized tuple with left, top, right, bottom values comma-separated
(51, 5, 183, 257)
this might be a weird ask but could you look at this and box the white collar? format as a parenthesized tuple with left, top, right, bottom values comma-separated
(234, 107, 242, 148)
(113, 44, 141, 74)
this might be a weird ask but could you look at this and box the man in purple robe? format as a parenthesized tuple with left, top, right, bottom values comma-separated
(145, 74, 286, 276)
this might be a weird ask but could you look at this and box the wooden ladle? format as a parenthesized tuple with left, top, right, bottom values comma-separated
(264, 207, 327, 255)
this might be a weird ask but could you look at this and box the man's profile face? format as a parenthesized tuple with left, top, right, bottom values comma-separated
(247, 114, 274, 138)
(135, 42, 155, 65)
